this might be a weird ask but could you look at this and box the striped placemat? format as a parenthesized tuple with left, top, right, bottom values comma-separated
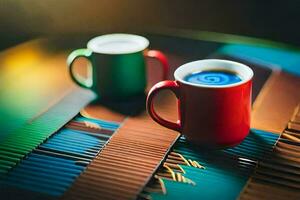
(0, 88, 96, 177)
(239, 104, 300, 200)
(140, 129, 279, 200)
(0, 116, 119, 199)
(62, 94, 180, 200)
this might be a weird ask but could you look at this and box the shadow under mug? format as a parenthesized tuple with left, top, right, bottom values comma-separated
(67, 34, 169, 101)
(147, 59, 253, 148)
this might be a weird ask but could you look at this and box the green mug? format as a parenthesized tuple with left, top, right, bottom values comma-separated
(67, 34, 169, 100)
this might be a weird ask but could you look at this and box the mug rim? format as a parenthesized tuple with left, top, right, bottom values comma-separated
(174, 59, 254, 88)
(87, 33, 149, 55)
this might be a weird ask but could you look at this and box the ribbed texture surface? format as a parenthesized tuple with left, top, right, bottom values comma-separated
(239, 105, 300, 200)
(63, 116, 179, 200)
(142, 129, 279, 200)
(0, 89, 95, 177)
(0, 116, 119, 198)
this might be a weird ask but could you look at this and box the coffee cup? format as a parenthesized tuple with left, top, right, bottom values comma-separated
(67, 34, 169, 100)
(146, 59, 253, 147)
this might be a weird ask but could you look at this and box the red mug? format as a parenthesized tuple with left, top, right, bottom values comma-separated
(147, 59, 253, 148)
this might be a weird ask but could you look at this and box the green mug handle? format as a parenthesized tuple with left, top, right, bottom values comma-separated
(67, 48, 93, 88)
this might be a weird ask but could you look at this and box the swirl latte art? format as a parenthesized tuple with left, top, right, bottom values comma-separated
(184, 71, 242, 85)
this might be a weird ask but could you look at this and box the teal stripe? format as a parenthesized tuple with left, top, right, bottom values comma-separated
(218, 44, 300, 76)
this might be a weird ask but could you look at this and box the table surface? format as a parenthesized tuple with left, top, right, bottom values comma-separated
(0, 32, 300, 200)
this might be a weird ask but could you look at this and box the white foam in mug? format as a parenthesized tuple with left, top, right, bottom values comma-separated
(87, 34, 149, 54)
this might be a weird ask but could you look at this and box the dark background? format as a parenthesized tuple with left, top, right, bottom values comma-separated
(0, 0, 300, 50)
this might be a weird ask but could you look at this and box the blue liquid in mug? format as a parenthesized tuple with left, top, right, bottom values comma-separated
(184, 71, 242, 86)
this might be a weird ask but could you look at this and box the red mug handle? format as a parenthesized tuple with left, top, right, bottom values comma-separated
(144, 50, 169, 80)
(146, 80, 181, 132)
